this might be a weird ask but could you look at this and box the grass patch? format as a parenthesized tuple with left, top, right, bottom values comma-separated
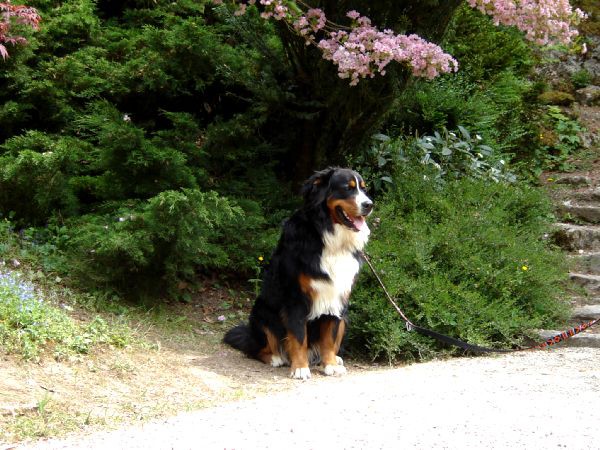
(0, 269, 133, 361)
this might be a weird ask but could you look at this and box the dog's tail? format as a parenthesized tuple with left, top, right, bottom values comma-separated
(223, 323, 261, 358)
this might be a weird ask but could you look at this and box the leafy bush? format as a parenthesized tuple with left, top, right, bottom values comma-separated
(571, 69, 592, 90)
(385, 6, 538, 157)
(0, 132, 88, 225)
(354, 126, 516, 197)
(347, 168, 570, 362)
(0, 0, 290, 299)
(0, 270, 129, 360)
(63, 189, 244, 299)
(409, 126, 516, 184)
(535, 106, 585, 171)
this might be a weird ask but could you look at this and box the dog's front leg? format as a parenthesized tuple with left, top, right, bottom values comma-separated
(318, 317, 347, 376)
(284, 325, 310, 380)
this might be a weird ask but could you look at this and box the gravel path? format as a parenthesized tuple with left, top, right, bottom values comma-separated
(16, 347, 600, 450)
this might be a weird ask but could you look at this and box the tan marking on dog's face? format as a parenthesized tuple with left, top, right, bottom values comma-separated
(327, 197, 362, 224)
(349, 179, 356, 189)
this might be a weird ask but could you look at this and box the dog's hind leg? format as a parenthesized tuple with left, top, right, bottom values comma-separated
(257, 326, 286, 367)
(317, 318, 347, 376)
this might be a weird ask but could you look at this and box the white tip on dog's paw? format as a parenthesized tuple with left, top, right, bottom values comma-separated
(270, 355, 285, 367)
(335, 356, 344, 366)
(322, 364, 347, 376)
(290, 367, 311, 380)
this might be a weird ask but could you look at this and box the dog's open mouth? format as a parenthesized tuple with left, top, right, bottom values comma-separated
(335, 206, 366, 232)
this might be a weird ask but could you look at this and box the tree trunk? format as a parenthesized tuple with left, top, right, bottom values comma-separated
(278, 1, 464, 183)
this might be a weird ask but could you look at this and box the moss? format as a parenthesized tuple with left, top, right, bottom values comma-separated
(537, 91, 575, 106)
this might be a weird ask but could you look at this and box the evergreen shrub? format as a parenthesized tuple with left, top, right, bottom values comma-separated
(348, 168, 570, 362)
(64, 189, 246, 299)
(0, 0, 285, 298)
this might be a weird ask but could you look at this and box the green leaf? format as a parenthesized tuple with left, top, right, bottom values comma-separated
(457, 125, 470, 140)
(419, 142, 435, 150)
(373, 133, 390, 142)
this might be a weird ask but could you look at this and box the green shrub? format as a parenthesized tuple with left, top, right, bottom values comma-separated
(0, 1, 286, 299)
(0, 132, 89, 225)
(348, 169, 570, 362)
(355, 126, 516, 197)
(72, 101, 200, 200)
(535, 106, 585, 171)
(64, 189, 244, 299)
(571, 69, 593, 90)
(408, 126, 516, 184)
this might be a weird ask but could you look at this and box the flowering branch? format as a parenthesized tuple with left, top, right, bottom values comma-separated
(212, 0, 585, 85)
(0, 1, 40, 60)
(467, 0, 586, 46)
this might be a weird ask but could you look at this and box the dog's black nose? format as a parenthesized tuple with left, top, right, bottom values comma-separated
(362, 200, 373, 214)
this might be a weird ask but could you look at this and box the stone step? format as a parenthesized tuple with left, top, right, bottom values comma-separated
(536, 298, 600, 349)
(569, 296, 600, 307)
(570, 187, 600, 203)
(572, 304, 600, 320)
(569, 252, 600, 274)
(537, 326, 600, 348)
(552, 223, 600, 251)
(557, 202, 600, 224)
(569, 273, 600, 293)
(553, 174, 593, 187)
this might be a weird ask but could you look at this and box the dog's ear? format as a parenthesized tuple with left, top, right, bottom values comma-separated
(301, 167, 337, 205)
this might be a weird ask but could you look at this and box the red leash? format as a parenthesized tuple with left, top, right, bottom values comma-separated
(361, 252, 600, 353)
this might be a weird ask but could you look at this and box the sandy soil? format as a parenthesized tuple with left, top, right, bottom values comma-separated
(0, 290, 385, 447)
(11, 346, 600, 450)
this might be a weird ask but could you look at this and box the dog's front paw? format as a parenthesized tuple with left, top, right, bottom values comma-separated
(322, 364, 347, 376)
(335, 356, 344, 366)
(290, 367, 311, 380)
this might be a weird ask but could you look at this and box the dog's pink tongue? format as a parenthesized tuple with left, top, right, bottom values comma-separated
(353, 215, 366, 231)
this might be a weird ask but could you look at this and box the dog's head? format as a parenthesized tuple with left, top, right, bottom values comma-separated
(301, 167, 373, 232)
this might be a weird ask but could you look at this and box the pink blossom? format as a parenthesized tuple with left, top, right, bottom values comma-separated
(466, 0, 586, 45)
(306, 8, 326, 32)
(0, 2, 40, 59)
(210, 0, 584, 85)
(318, 18, 458, 85)
(346, 10, 360, 21)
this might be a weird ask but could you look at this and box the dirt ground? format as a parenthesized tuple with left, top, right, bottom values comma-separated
(0, 284, 386, 447)
(12, 347, 600, 450)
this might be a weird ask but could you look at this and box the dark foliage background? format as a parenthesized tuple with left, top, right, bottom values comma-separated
(0, 0, 584, 358)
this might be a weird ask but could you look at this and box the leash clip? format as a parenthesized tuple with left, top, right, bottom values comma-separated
(405, 322, 413, 332)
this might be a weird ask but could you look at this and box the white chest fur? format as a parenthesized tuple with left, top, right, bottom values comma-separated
(307, 223, 370, 320)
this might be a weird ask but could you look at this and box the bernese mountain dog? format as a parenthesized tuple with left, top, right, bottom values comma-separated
(224, 167, 373, 380)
